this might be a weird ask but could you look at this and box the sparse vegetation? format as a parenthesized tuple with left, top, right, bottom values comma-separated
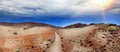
(108, 26, 117, 31)
(16, 49, 20, 52)
(13, 32, 17, 35)
(23, 28, 28, 30)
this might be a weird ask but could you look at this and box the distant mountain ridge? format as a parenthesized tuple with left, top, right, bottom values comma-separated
(0, 22, 57, 27)
(65, 23, 88, 28)
(0, 22, 119, 28)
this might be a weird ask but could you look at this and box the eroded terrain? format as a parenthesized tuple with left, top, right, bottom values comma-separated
(0, 23, 120, 52)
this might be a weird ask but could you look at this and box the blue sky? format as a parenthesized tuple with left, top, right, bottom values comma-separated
(0, 0, 120, 26)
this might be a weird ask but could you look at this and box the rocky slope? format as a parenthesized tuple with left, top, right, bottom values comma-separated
(64, 23, 87, 28)
(0, 22, 120, 52)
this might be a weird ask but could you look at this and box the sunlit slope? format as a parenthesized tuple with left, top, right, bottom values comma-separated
(0, 25, 56, 52)
(0, 23, 120, 52)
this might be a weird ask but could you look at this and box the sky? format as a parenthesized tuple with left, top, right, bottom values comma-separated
(0, 0, 120, 26)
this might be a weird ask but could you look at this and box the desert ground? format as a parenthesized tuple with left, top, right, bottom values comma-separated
(0, 22, 120, 52)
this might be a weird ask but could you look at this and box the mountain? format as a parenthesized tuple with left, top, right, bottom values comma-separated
(65, 23, 87, 28)
(0, 22, 57, 28)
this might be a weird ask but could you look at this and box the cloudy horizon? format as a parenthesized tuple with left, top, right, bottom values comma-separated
(0, 0, 120, 26)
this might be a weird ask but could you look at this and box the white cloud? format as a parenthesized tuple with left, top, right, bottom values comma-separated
(0, 0, 119, 16)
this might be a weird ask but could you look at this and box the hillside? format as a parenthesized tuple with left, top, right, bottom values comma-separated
(0, 22, 120, 52)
